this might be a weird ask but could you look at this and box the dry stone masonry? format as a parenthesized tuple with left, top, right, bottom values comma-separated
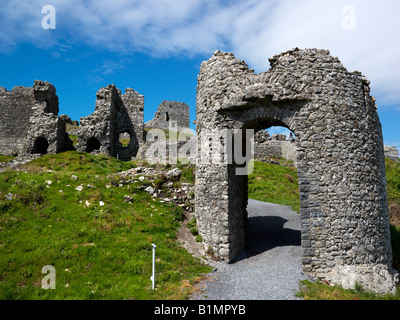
(195, 48, 398, 294)
(145, 100, 190, 131)
(1, 49, 399, 295)
(384, 146, 399, 161)
(0, 80, 72, 156)
(0, 80, 193, 163)
(254, 130, 297, 164)
(76, 84, 145, 161)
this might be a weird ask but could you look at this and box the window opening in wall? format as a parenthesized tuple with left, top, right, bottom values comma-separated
(33, 137, 49, 154)
(86, 137, 100, 153)
(119, 132, 131, 148)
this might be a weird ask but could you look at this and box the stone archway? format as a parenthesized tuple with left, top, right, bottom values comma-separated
(195, 48, 398, 294)
(32, 137, 49, 154)
(86, 137, 101, 153)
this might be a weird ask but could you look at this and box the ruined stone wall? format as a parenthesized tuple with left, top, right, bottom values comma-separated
(137, 129, 197, 165)
(0, 80, 70, 156)
(384, 146, 399, 161)
(76, 85, 144, 160)
(254, 129, 396, 166)
(0, 86, 36, 155)
(254, 130, 297, 164)
(195, 48, 398, 294)
(145, 100, 190, 131)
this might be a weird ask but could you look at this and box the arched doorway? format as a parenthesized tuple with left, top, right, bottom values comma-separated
(86, 137, 100, 153)
(194, 49, 397, 294)
(32, 137, 49, 154)
(241, 125, 301, 260)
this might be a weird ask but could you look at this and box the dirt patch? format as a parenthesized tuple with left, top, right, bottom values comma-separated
(176, 212, 208, 261)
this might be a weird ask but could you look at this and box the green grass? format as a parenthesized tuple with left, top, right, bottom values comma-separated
(0, 155, 15, 163)
(68, 135, 78, 147)
(249, 159, 400, 299)
(385, 159, 400, 271)
(248, 160, 300, 213)
(2, 154, 399, 300)
(296, 279, 400, 300)
(0, 151, 211, 300)
(119, 138, 130, 147)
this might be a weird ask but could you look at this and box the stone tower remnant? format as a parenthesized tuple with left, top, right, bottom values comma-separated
(76, 84, 145, 161)
(0, 80, 72, 156)
(195, 48, 398, 294)
(145, 100, 190, 131)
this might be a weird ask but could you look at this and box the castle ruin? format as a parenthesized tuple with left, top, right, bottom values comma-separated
(0, 48, 399, 294)
(75, 84, 145, 161)
(145, 100, 190, 131)
(194, 48, 398, 294)
(254, 130, 297, 164)
(0, 80, 72, 156)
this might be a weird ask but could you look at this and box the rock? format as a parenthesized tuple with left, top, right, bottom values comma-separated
(45, 180, 52, 185)
(145, 186, 155, 194)
(124, 195, 134, 203)
(384, 146, 399, 161)
(166, 168, 182, 180)
(99, 201, 105, 207)
(75, 185, 83, 191)
(59, 114, 72, 124)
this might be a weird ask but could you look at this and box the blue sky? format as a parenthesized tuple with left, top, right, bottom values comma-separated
(0, 43, 202, 125)
(0, 0, 399, 147)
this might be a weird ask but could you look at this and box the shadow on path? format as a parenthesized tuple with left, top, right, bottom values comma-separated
(232, 215, 301, 262)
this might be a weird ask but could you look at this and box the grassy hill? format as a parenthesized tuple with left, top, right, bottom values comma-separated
(0, 152, 211, 300)
(248, 159, 300, 213)
(1, 152, 399, 300)
(385, 158, 400, 274)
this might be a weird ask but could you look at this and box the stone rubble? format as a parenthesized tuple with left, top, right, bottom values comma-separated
(116, 166, 195, 212)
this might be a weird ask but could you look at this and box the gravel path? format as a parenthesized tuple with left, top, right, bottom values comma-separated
(191, 199, 307, 300)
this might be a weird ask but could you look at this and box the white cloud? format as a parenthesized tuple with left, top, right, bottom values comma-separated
(1, 0, 400, 106)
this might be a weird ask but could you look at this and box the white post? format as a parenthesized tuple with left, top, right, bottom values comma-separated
(151, 243, 156, 289)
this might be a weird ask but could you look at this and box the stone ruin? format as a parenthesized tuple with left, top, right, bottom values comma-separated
(195, 48, 398, 294)
(75, 84, 145, 161)
(137, 101, 194, 164)
(0, 80, 72, 156)
(384, 146, 399, 162)
(254, 130, 297, 165)
(1, 48, 399, 294)
(0, 80, 193, 163)
(74, 86, 192, 162)
(145, 100, 190, 131)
